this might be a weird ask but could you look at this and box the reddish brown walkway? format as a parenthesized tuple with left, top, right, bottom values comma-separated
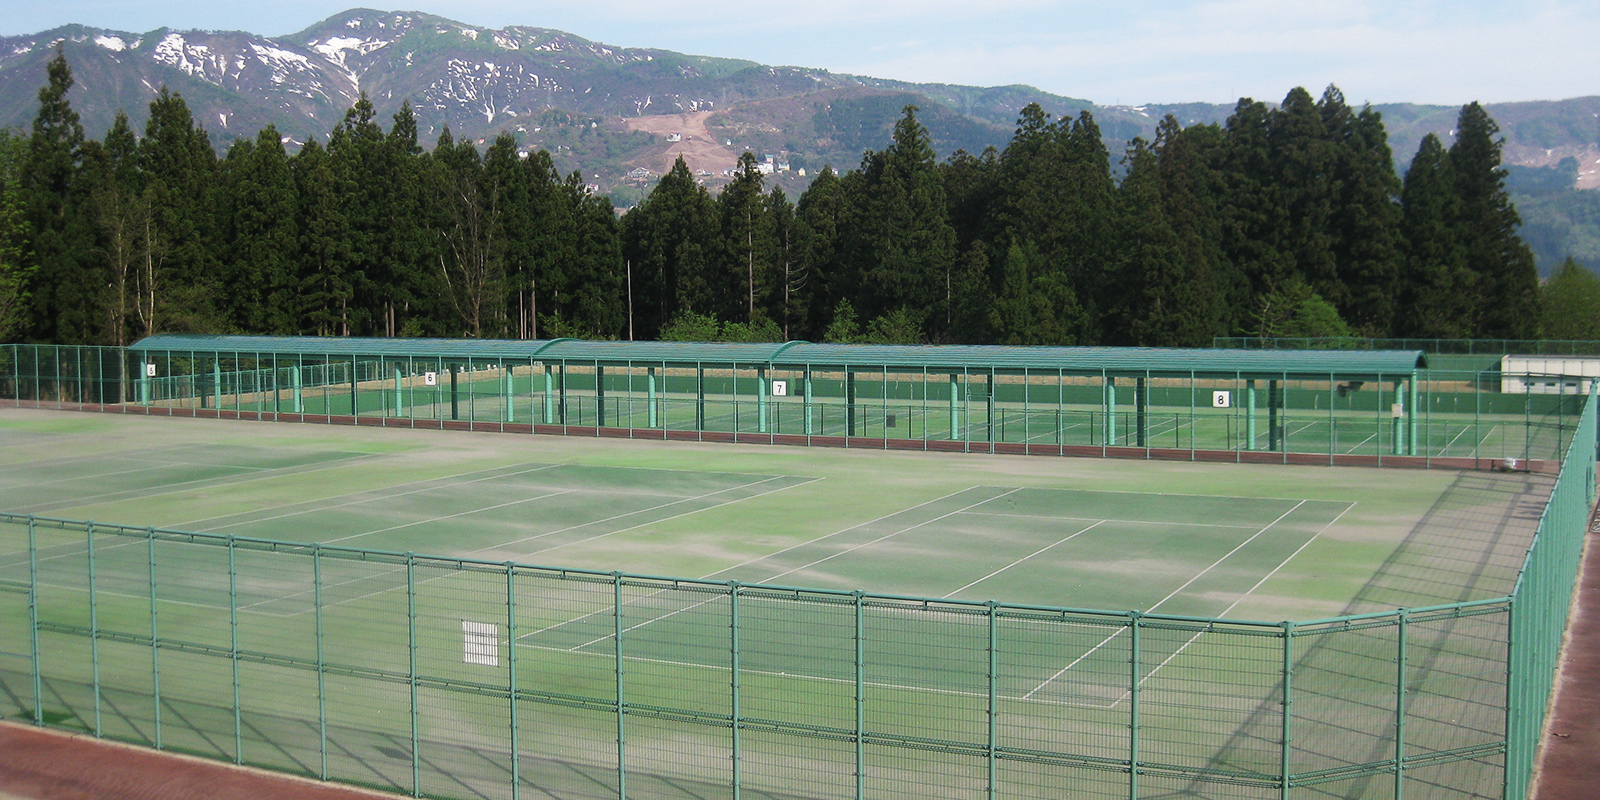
(1532, 507, 1600, 799)
(0, 723, 402, 800)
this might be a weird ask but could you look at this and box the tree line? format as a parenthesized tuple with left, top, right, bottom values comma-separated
(0, 50, 1561, 348)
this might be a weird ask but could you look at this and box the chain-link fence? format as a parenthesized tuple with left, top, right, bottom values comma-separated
(2, 343, 1589, 468)
(0, 387, 1592, 800)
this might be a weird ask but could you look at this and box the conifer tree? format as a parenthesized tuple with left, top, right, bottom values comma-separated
(1118, 139, 1195, 346)
(22, 46, 93, 342)
(0, 130, 31, 342)
(1448, 102, 1539, 338)
(620, 157, 716, 336)
(841, 106, 956, 339)
(717, 152, 773, 323)
(139, 87, 222, 333)
(791, 166, 846, 340)
(1151, 116, 1241, 341)
(1398, 134, 1472, 337)
(382, 101, 429, 336)
(81, 113, 142, 350)
(292, 138, 353, 335)
(223, 126, 299, 334)
(1326, 95, 1404, 335)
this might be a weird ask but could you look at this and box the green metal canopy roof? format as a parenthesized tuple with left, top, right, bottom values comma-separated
(129, 334, 1426, 377)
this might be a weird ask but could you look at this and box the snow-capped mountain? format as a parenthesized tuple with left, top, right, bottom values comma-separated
(0, 9, 867, 144)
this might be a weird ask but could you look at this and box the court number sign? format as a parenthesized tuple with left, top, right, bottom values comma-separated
(424, 371, 437, 386)
(1212, 391, 1231, 408)
(771, 380, 788, 397)
(145, 363, 157, 377)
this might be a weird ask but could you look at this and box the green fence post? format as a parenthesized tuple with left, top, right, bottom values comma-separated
(1395, 610, 1408, 800)
(1135, 377, 1147, 448)
(805, 369, 815, 437)
(1392, 380, 1405, 456)
(505, 365, 515, 424)
(28, 516, 41, 727)
(696, 367, 706, 433)
(292, 363, 303, 414)
(507, 563, 520, 800)
(407, 553, 421, 797)
(450, 365, 460, 422)
(543, 364, 555, 425)
(647, 367, 658, 429)
(229, 536, 242, 763)
(1269, 380, 1281, 452)
(614, 572, 627, 800)
(730, 582, 743, 800)
(986, 601, 998, 800)
(1129, 611, 1141, 800)
(948, 373, 959, 441)
(1408, 376, 1420, 457)
(213, 357, 223, 410)
(846, 372, 857, 438)
(1280, 621, 1295, 800)
(1105, 377, 1117, 447)
(394, 365, 404, 418)
(314, 544, 327, 781)
(597, 365, 607, 428)
(1246, 379, 1257, 451)
(757, 368, 768, 434)
(148, 530, 161, 749)
(853, 590, 865, 800)
(88, 521, 101, 737)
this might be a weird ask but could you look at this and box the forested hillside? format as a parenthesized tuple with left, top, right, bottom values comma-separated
(0, 52, 1568, 349)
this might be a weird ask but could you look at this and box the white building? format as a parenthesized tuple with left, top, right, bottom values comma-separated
(1500, 355, 1600, 394)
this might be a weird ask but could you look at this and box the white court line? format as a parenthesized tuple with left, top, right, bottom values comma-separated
(181, 462, 564, 531)
(1022, 499, 1309, 700)
(0, 458, 271, 491)
(563, 488, 1020, 652)
(1101, 501, 1358, 709)
(464, 475, 809, 557)
(1343, 433, 1377, 455)
(961, 511, 1258, 530)
(517, 485, 998, 640)
(269, 475, 817, 617)
(943, 520, 1106, 598)
(14, 451, 387, 515)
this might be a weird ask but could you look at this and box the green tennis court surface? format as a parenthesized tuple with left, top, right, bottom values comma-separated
(0, 407, 1552, 800)
(0, 406, 1496, 621)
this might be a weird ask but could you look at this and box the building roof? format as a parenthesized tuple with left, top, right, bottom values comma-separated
(129, 334, 1427, 377)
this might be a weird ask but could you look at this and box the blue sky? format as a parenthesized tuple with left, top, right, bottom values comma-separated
(5, 1, 1595, 105)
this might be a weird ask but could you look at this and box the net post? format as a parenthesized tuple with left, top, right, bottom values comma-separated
(148, 528, 162, 749)
(313, 542, 327, 781)
(1129, 610, 1141, 800)
(1395, 609, 1409, 800)
(986, 600, 998, 800)
(852, 589, 865, 800)
(28, 515, 42, 727)
(407, 552, 421, 797)
(88, 520, 101, 737)
(507, 562, 520, 800)
(729, 581, 743, 800)
(229, 535, 242, 763)
(613, 571, 627, 800)
(1280, 620, 1295, 800)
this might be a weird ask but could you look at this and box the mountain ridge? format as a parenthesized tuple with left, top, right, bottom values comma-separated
(0, 8, 1595, 197)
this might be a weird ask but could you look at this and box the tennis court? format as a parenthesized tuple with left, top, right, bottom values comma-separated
(0, 407, 1557, 800)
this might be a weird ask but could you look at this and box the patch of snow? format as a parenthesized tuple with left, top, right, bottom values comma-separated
(494, 33, 520, 50)
(95, 35, 127, 52)
(461, 28, 478, 40)
(250, 42, 310, 66)
(346, 19, 362, 29)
